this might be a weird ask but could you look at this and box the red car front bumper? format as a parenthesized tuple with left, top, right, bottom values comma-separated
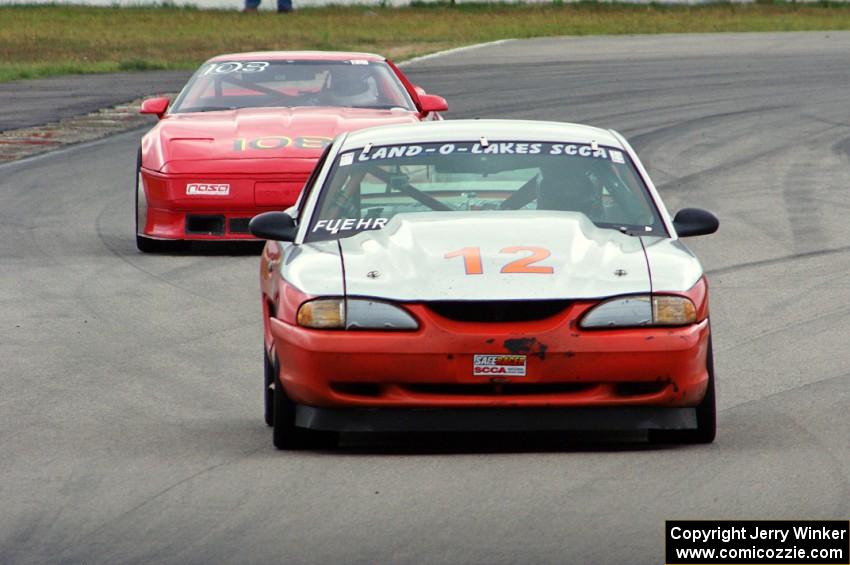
(139, 167, 310, 240)
(270, 302, 711, 412)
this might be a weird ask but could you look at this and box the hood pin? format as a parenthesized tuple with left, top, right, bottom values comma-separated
(367, 270, 381, 279)
(614, 269, 627, 277)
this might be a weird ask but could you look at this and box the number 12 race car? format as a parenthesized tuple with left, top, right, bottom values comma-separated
(249, 119, 719, 449)
(135, 51, 447, 251)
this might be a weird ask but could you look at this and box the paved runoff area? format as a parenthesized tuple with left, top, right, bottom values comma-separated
(1, 32, 849, 564)
(0, 71, 189, 161)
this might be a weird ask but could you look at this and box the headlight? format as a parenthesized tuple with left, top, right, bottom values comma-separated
(345, 299, 419, 330)
(580, 295, 696, 328)
(652, 295, 697, 325)
(297, 298, 418, 330)
(297, 298, 345, 329)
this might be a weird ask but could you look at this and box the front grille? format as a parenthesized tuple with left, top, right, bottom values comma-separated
(615, 382, 668, 397)
(228, 217, 251, 234)
(426, 300, 571, 323)
(186, 214, 225, 235)
(328, 380, 671, 400)
(331, 383, 382, 397)
(402, 383, 596, 396)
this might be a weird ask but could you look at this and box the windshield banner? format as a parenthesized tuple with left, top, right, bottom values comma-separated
(341, 142, 619, 165)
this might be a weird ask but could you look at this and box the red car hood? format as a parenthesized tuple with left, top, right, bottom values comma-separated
(143, 106, 421, 174)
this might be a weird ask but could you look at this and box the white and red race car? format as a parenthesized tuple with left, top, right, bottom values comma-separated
(249, 119, 719, 449)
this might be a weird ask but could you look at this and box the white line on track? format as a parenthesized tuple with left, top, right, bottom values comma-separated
(398, 39, 516, 67)
(0, 126, 150, 171)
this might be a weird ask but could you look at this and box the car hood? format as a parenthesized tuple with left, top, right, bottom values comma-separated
(641, 236, 704, 292)
(143, 106, 421, 172)
(337, 211, 652, 302)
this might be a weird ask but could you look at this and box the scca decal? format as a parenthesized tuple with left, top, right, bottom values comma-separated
(233, 136, 333, 151)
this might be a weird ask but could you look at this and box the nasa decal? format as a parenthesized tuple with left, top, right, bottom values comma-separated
(186, 183, 229, 196)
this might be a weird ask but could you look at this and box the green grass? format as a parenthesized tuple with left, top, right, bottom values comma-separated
(3, 2, 850, 82)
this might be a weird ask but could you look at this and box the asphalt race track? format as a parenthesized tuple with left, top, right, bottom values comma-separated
(2, 32, 850, 564)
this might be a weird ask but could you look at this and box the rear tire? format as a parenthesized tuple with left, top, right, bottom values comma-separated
(272, 355, 338, 450)
(649, 336, 716, 445)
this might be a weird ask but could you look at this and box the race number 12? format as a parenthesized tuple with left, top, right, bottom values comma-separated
(444, 246, 553, 275)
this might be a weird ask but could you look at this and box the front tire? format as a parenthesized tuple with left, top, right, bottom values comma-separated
(272, 355, 337, 450)
(649, 336, 716, 445)
(135, 150, 178, 253)
(264, 348, 274, 427)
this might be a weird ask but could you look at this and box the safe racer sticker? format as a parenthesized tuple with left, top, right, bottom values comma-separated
(473, 354, 527, 376)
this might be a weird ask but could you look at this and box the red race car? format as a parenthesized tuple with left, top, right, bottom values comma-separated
(135, 51, 447, 252)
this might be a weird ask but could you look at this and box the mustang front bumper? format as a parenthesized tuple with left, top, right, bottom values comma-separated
(270, 303, 711, 421)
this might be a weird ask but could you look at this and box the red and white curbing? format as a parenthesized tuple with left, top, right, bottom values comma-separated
(0, 93, 175, 162)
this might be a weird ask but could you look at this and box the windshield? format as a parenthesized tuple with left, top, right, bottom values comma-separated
(307, 141, 666, 241)
(170, 60, 416, 113)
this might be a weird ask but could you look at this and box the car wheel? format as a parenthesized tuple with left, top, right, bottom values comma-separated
(649, 335, 716, 445)
(264, 347, 274, 427)
(272, 354, 338, 450)
(135, 149, 177, 253)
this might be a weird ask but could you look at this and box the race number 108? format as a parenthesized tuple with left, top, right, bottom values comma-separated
(204, 62, 269, 75)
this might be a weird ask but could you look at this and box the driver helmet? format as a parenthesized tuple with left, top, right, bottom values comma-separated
(326, 65, 377, 105)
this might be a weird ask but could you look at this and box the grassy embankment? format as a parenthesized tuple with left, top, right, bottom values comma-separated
(3, 1, 850, 82)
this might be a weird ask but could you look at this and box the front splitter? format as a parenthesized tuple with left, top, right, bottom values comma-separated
(295, 405, 697, 433)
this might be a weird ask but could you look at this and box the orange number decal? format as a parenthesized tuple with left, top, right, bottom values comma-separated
(445, 247, 483, 275)
(500, 246, 554, 274)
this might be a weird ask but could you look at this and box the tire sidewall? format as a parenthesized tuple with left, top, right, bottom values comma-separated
(264, 348, 274, 427)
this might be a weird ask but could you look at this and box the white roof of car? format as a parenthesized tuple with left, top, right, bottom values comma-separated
(340, 119, 623, 149)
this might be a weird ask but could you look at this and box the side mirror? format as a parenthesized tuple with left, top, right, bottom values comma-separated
(412, 84, 427, 97)
(249, 212, 298, 242)
(673, 208, 719, 237)
(140, 97, 170, 119)
(418, 94, 448, 114)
